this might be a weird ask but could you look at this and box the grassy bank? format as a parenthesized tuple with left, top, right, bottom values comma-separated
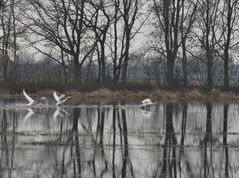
(1, 88, 239, 103)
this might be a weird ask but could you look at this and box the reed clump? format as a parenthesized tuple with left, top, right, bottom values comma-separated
(87, 88, 119, 98)
(183, 89, 206, 100)
(210, 88, 239, 101)
(1, 87, 239, 102)
(152, 89, 178, 100)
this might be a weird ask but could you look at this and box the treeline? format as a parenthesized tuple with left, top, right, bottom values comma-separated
(0, 0, 239, 91)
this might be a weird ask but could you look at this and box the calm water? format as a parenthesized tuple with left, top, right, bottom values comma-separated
(0, 99, 239, 178)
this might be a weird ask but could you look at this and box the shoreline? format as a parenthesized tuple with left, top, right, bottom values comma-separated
(1, 88, 239, 103)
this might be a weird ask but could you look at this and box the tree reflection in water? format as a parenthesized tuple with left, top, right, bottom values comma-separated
(1, 109, 16, 178)
(223, 104, 229, 178)
(202, 102, 213, 178)
(160, 103, 177, 177)
(0, 102, 238, 177)
(53, 105, 134, 177)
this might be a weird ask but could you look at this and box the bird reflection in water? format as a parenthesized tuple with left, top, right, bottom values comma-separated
(22, 108, 34, 123)
(53, 107, 69, 120)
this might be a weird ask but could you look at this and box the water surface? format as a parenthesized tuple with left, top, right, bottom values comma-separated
(0, 100, 239, 177)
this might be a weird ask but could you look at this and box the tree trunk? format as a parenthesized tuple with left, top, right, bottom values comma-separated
(121, 55, 128, 87)
(182, 56, 188, 88)
(224, 50, 229, 89)
(74, 57, 82, 87)
(182, 39, 188, 88)
(166, 56, 175, 89)
(121, 31, 130, 88)
(101, 42, 106, 83)
(97, 60, 101, 83)
(61, 49, 67, 85)
(96, 47, 101, 83)
(207, 58, 213, 90)
(3, 50, 8, 83)
(113, 67, 121, 85)
(12, 0, 17, 82)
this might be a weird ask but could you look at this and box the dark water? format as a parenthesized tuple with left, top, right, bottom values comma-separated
(0, 100, 239, 178)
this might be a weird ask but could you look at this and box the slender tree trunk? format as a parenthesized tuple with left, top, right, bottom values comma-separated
(207, 57, 213, 90)
(74, 56, 82, 87)
(121, 28, 130, 87)
(12, 0, 17, 81)
(96, 46, 101, 83)
(61, 49, 67, 85)
(224, 50, 229, 89)
(121, 54, 129, 87)
(206, 45, 213, 89)
(101, 42, 106, 83)
(182, 39, 188, 88)
(3, 50, 8, 83)
(113, 0, 119, 85)
(97, 60, 101, 83)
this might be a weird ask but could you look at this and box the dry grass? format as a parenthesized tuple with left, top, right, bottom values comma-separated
(87, 88, 119, 98)
(209, 88, 239, 101)
(183, 89, 206, 100)
(152, 89, 178, 99)
(1, 88, 239, 103)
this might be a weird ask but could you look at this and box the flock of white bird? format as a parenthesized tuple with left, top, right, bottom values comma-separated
(22, 89, 156, 120)
(23, 88, 155, 109)
(23, 89, 71, 106)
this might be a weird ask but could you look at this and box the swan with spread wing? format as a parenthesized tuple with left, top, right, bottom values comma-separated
(23, 89, 47, 106)
(53, 91, 71, 106)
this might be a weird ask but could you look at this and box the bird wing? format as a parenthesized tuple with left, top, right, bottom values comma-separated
(53, 91, 60, 102)
(59, 94, 65, 100)
(62, 96, 71, 103)
(23, 89, 34, 103)
(141, 98, 150, 104)
(148, 99, 152, 104)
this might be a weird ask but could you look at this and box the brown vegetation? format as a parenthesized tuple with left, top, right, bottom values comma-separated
(1, 88, 239, 103)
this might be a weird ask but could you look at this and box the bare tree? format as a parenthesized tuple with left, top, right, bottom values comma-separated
(109, 0, 146, 86)
(180, 0, 198, 87)
(0, 0, 13, 82)
(120, 0, 140, 86)
(110, 0, 121, 84)
(86, 0, 111, 84)
(195, 0, 220, 89)
(218, 0, 238, 89)
(152, 0, 196, 89)
(23, 0, 97, 86)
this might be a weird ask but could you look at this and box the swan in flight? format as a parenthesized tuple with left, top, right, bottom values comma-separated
(141, 98, 153, 106)
(23, 89, 47, 106)
(53, 91, 71, 105)
(140, 98, 157, 111)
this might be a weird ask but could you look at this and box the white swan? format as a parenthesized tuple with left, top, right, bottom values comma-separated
(53, 91, 71, 105)
(140, 98, 157, 111)
(23, 89, 47, 106)
(141, 98, 153, 106)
